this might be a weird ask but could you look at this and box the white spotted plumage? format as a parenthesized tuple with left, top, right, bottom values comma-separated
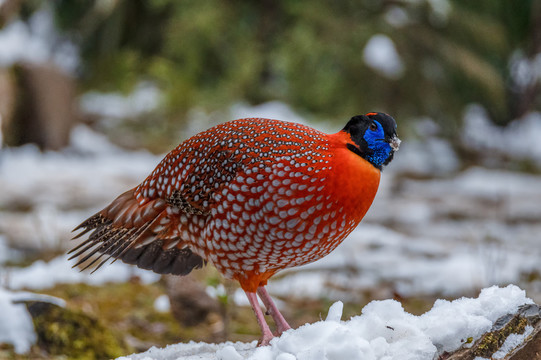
(133, 118, 368, 285)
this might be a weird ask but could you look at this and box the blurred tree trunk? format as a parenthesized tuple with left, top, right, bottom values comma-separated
(0, 0, 22, 27)
(514, 0, 541, 119)
(0, 69, 17, 146)
(5, 63, 78, 150)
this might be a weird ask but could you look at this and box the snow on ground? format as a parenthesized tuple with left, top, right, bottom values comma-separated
(119, 285, 532, 360)
(0, 125, 161, 251)
(80, 82, 162, 120)
(463, 105, 541, 166)
(1, 254, 160, 291)
(0, 287, 65, 354)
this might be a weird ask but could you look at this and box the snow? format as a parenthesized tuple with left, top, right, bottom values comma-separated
(384, 7, 410, 28)
(463, 104, 541, 166)
(0, 5, 78, 73)
(0, 126, 161, 250)
(230, 102, 312, 129)
(1, 254, 160, 291)
(492, 325, 533, 359)
(184, 101, 324, 141)
(80, 82, 162, 120)
(400, 0, 451, 23)
(119, 285, 532, 360)
(0, 288, 37, 354)
(324, 301, 343, 322)
(0, 287, 65, 354)
(509, 50, 541, 89)
(154, 295, 172, 313)
(363, 35, 404, 79)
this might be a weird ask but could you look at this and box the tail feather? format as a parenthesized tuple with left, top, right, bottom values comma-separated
(70, 189, 205, 275)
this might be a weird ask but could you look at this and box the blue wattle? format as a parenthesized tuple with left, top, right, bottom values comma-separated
(363, 123, 392, 167)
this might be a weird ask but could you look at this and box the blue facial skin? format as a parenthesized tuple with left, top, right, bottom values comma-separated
(362, 120, 393, 167)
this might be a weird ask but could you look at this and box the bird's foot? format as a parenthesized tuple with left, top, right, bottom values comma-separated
(275, 322, 291, 336)
(257, 332, 274, 347)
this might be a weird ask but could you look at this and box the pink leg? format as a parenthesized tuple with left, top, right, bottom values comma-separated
(245, 291, 274, 346)
(257, 286, 291, 335)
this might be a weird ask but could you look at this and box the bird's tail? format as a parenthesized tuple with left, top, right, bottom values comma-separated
(69, 189, 205, 275)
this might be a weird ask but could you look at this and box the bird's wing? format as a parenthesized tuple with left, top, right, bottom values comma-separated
(137, 147, 241, 215)
(69, 143, 242, 275)
(69, 188, 206, 275)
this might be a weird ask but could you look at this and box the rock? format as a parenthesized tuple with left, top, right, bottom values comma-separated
(7, 63, 78, 150)
(442, 304, 541, 360)
(165, 274, 221, 327)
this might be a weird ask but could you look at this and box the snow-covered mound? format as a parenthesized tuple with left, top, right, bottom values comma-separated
(0, 288, 65, 354)
(118, 285, 532, 360)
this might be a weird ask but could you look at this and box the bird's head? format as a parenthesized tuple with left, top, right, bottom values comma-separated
(342, 112, 401, 170)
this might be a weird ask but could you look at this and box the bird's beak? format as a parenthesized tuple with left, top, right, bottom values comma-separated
(389, 136, 401, 151)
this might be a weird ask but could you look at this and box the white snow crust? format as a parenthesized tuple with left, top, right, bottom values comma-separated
(118, 285, 532, 360)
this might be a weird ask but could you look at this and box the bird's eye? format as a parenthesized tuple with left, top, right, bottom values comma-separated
(369, 122, 378, 131)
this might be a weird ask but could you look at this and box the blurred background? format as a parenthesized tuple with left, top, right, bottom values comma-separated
(1, 0, 541, 358)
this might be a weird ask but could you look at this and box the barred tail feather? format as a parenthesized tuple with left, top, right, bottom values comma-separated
(69, 189, 205, 275)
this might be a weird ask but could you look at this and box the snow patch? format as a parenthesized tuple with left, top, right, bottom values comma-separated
(0, 287, 64, 354)
(1, 254, 160, 290)
(119, 285, 532, 360)
(492, 325, 533, 359)
(154, 295, 171, 313)
(80, 82, 162, 120)
(0, 126, 162, 250)
(230, 101, 310, 128)
(363, 34, 405, 79)
(0, 6, 78, 72)
(463, 104, 541, 167)
(0, 288, 37, 354)
(510, 50, 541, 89)
(384, 6, 410, 28)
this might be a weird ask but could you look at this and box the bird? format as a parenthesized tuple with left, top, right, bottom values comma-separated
(69, 112, 400, 345)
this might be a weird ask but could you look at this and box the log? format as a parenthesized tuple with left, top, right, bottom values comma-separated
(442, 304, 541, 360)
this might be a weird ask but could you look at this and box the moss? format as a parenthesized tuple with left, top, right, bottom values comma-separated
(474, 316, 528, 357)
(41, 281, 185, 346)
(28, 301, 129, 360)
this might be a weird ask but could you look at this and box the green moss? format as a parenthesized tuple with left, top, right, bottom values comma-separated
(474, 316, 528, 357)
(41, 281, 186, 346)
(28, 302, 129, 360)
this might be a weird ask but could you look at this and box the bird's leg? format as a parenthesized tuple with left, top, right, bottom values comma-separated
(257, 286, 291, 335)
(245, 291, 274, 346)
